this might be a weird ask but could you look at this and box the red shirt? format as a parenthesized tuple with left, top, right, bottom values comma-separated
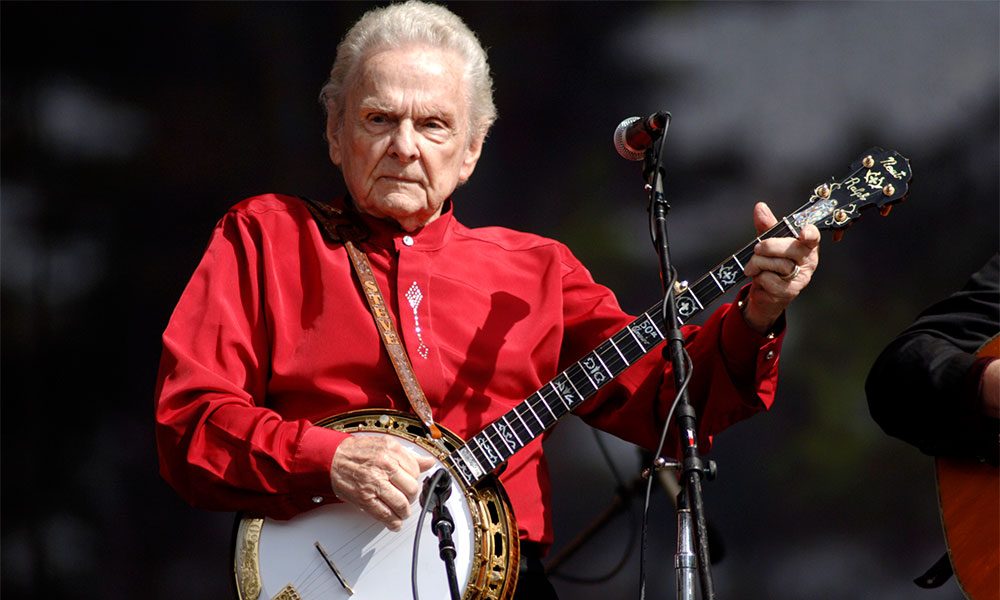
(154, 194, 783, 545)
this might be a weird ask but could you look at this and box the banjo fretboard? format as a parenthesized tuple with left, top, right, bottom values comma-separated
(445, 145, 912, 487)
(445, 219, 798, 486)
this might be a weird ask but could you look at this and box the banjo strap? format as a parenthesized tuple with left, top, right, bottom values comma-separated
(301, 196, 444, 440)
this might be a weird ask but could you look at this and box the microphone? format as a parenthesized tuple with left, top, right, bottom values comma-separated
(420, 468, 452, 507)
(613, 111, 670, 161)
(420, 468, 460, 599)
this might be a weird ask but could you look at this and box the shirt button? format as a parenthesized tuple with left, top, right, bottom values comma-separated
(402, 235, 415, 247)
(765, 351, 775, 360)
(312, 496, 324, 504)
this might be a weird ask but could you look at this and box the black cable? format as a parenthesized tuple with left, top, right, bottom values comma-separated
(638, 347, 693, 600)
(410, 468, 450, 600)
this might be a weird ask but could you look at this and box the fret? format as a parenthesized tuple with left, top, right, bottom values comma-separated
(467, 438, 490, 469)
(548, 381, 572, 411)
(731, 254, 745, 271)
(711, 257, 744, 291)
(608, 337, 627, 364)
(475, 435, 501, 469)
(644, 313, 665, 340)
(531, 394, 559, 429)
(512, 405, 535, 438)
(524, 399, 545, 430)
(595, 350, 611, 374)
(561, 372, 583, 403)
(541, 387, 569, 418)
(596, 341, 628, 374)
(566, 363, 598, 397)
(500, 415, 523, 447)
(708, 271, 725, 292)
(674, 290, 703, 323)
(550, 375, 577, 409)
(690, 289, 705, 310)
(487, 427, 513, 460)
(533, 391, 558, 421)
(455, 446, 485, 480)
(578, 358, 598, 389)
(444, 455, 471, 486)
(490, 422, 515, 454)
(779, 218, 799, 238)
(626, 324, 646, 352)
(584, 351, 612, 385)
(612, 329, 641, 362)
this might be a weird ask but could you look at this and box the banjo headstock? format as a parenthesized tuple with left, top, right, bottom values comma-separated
(789, 147, 912, 241)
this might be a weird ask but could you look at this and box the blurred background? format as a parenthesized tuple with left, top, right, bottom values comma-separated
(2, 1, 997, 599)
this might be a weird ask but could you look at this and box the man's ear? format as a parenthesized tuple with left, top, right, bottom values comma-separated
(458, 132, 485, 183)
(326, 113, 343, 166)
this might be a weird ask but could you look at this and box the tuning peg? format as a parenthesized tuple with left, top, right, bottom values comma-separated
(832, 229, 846, 242)
(880, 205, 893, 217)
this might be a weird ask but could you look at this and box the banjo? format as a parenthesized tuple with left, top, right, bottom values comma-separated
(233, 148, 911, 600)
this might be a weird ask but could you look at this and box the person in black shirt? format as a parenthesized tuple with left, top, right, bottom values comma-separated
(866, 253, 999, 463)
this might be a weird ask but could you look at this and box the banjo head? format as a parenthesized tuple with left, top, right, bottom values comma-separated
(234, 409, 519, 600)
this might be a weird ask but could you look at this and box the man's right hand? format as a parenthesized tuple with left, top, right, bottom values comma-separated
(330, 436, 437, 531)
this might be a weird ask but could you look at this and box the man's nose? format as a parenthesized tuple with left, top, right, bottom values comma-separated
(387, 121, 419, 162)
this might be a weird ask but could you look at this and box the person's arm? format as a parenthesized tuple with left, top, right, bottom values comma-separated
(866, 254, 999, 461)
(557, 265, 781, 454)
(568, 283, 785, 454)
(155, 208, 347, 519)
(571, 202, 819, 453)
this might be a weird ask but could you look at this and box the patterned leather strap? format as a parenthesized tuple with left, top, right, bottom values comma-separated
(302, 197, 443, 440)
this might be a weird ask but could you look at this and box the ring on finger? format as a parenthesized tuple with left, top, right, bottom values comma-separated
(780, 264, 801, 281)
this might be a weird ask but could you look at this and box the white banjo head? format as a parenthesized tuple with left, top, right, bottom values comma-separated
(234, 410, 518, 600)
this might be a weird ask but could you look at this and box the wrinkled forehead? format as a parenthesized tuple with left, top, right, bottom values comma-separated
(347, 45, 469, 105)
(347, 46, 472, 129)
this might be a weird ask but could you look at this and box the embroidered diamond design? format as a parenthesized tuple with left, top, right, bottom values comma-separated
(405, 282, 429, 359)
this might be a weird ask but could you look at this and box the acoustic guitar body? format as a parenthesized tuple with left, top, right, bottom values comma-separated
(936, 335, 999, 600)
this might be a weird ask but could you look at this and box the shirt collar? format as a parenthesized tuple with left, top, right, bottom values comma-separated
(333, 196, 455, 252)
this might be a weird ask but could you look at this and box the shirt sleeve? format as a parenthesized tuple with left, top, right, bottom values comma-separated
(154, 207, 348, 519)
(865, 253, 999, 462)
(556, 245, 784, 455)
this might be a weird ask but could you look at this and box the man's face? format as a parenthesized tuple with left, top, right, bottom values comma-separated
(327, 45, 484, 232)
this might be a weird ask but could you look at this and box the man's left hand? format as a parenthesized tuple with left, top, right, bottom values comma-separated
(742, 201, 821, 334)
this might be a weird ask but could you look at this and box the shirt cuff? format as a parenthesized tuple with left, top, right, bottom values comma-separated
(292, 424, 351, 502)
(720, 287, 785, 382)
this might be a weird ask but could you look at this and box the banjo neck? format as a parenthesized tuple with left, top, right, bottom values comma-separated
(445, 146, 912, 488)
(446, 221, 792, 487)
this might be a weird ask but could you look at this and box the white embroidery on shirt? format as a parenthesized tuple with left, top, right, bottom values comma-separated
(405, 282, 430, 359)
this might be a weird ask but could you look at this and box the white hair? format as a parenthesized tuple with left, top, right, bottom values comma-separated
(319, 0, 497, 139)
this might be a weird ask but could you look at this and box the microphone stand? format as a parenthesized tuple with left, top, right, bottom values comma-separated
(425, 469, 461, 600)
(641, 113, 717, 600)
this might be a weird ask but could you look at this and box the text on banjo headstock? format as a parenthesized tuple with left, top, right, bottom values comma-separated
(790, 147, 912, 241)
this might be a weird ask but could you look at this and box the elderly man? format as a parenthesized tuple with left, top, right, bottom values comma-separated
(155, 2, 819, 598)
